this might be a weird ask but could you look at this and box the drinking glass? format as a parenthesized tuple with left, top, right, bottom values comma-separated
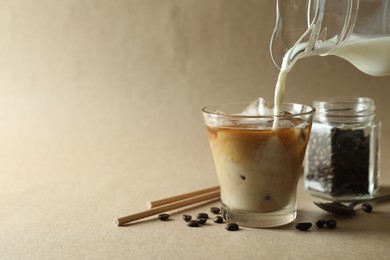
(203, 102, 315, 227)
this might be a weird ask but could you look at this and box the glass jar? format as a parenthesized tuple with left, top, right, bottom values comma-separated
(304, 97, 381, 200)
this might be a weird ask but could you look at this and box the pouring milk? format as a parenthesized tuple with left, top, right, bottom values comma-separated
(272, 36, 390, 129)
(270, 0, 390, 128)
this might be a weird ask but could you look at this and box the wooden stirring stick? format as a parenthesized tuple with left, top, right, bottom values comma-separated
(146, 186, 220, 209)
(116, 189, 220, 226)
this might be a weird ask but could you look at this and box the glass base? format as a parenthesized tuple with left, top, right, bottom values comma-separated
(221, 203, 297, 228)
(305, 189, 376, 202)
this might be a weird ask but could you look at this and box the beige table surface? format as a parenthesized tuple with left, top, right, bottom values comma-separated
(1, 1, 390, 259)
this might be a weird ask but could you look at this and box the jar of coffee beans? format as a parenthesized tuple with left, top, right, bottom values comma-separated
(304, 97, 381, 200)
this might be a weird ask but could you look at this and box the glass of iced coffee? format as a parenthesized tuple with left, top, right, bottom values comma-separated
(202, 100, 315, 227)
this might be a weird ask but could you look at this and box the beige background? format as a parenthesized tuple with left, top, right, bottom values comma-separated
(0, 1, 389, 259)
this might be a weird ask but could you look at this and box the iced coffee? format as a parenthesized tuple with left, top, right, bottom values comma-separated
(203, 101, 315, 227)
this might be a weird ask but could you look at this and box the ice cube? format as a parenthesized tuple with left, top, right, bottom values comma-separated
(279, 111, 292, 116)
(278, 111, 308, 128)
(276, 119, 296, 128)
(241, 98, 273, 116)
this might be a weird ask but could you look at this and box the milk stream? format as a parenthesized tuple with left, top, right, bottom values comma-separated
(272, 36, 390, 129)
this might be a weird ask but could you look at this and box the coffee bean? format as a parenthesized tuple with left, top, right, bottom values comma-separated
(187, 220, 200, 227)
(196, 213, 209, 219)
(306, 128, 372, 197)
(213, 216, 224, 224)
(316, 219, 326, 228)
(197, 218, 207, 225)
(210, 207, 221, 214)
(325, 219, 337, 229)
(158, 213, 170, 221)
(182, 214, 192, 222)
(225, 223, 239, 231)
(295, 222, 312, 231)
(362, 203, 373, 213)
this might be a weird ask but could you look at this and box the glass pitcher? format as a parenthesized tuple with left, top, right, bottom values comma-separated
(270, 0, 390, 76)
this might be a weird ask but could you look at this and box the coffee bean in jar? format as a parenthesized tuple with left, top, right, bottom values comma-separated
(304, 97, 380, 200)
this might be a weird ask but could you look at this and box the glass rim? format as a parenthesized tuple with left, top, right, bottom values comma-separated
(313, 96, 374, 106)
(202, 101, 316, 119)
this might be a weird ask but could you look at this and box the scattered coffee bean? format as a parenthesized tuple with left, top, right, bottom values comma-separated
(187, 220, 200, 227)
(362, 203, 373, 213)
(225, 223, 239, 231)
(295, 222, 312, 231)
(196, 213, 209, 219)
(316, 219, 326, 228)
(197, 218, 207, 225)
(158, 213, 170, 221)
(182, 214, 192, 222)
(213, 216, 224, 224)
(325, 219, 337, 229)
(210, 207, 221, 214)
